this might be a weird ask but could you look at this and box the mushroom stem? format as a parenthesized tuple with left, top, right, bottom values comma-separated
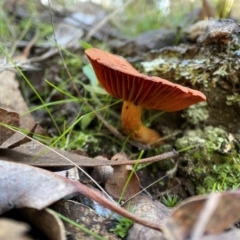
(121, 101, 161, 145)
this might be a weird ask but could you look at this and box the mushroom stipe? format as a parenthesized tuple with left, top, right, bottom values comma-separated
(85, 48, 206, 145)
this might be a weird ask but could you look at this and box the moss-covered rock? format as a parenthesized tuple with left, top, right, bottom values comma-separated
(175, 126, 240, 194)
(141, 19, 240, 133)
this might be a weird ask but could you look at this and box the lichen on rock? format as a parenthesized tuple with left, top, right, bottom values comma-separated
(141, 19, 240, 133)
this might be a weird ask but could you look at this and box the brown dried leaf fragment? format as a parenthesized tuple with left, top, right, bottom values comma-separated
(0, 160, 163, 232)
(0, 218, 32, 240)
(0, 160, 77, 214)
(0, 108, 20, 145)
(92, 153, 141, 200)
(0, 142, 178, 168)
(105, 153, 140, 200)
(20, 208, 66, 240)
(162, 190, 240, 240)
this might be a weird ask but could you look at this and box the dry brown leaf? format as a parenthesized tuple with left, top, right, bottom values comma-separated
(105, 165, 140, 200)
(162, 190, 240, 240)
(0, 108, 20, 145)
(51, 200, 121, 240)
(0, 160, 77, 214)
(54, 167, 80, 181)
(0, 160, 163, 231)
(20, 208, 66, 240)
(0, 218, 32, 240)
(92, 153, 141, 200)
(0, 142, 178, 167)
(104, 153, 140, 200)
(91, 165, 114, 184)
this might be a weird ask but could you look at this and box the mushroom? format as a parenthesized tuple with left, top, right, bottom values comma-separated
(85, 48, 206, 145)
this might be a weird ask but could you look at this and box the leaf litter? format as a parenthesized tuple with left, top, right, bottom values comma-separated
(2, 1, 240, 239)
(20, 208, 66, 240)
(1, 137, 236, 239)
(162, 190, 240, 240)
(0, 160, 163, 232)
(0, 218, 32, 240)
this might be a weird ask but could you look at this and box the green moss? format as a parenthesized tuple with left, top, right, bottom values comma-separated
(176, 126, 240, 194)
(196, 161, 240, 194)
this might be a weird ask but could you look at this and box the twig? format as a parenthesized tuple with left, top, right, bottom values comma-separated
(22, 30, 39, 58)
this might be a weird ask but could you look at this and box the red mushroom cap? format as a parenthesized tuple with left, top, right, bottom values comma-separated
(85, 48, 206, 112)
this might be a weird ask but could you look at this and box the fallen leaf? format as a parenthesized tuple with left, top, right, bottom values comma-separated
(0, 160, 77, 214)
(0, 218, 32, 240)
(91, 164, 114, 184)
(0, 160, 163, 231)
(54, 167, 80, 181)
(105, 165, 140, 200)
(162, 190, 240, 240)
(20, 208, 66, 240)
(0, 108, 20, 145)
(0, 142, 178, 167)
(105, 153, 140, 200)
